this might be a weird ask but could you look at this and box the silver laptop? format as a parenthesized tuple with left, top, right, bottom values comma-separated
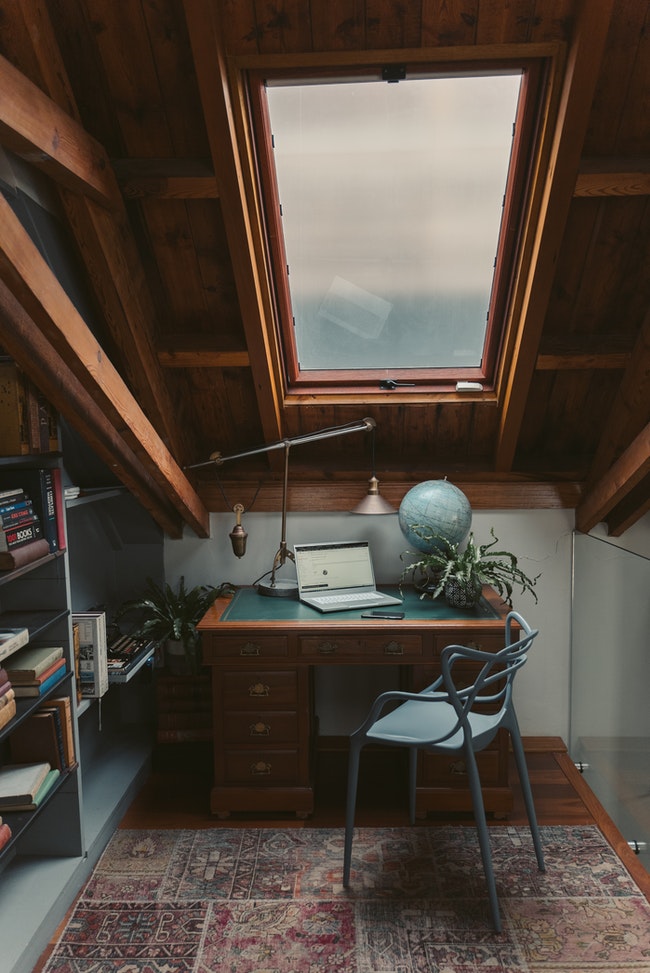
(294, 540, 403, 613)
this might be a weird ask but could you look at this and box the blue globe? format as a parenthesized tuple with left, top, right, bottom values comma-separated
(399, 479, 472, 553)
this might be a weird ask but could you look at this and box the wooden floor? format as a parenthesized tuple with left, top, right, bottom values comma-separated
(33, 736, 650, 972)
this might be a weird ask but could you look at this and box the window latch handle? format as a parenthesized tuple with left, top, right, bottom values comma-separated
(379, 379, 415, 390)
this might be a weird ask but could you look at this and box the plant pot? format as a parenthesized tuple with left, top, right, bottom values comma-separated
(444, 579, 482, 608)
(165, 639, 193, 675)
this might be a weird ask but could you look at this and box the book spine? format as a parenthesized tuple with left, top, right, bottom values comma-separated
(0, 698, 16, 731)
(0, 537, 50, 570)
(0, 628, 30, 662)
(3, 520, 43, 549)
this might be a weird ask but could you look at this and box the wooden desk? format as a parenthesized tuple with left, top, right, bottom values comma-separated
(199, 585, 514, 818)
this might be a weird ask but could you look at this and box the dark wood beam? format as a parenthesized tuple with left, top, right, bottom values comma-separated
(575, 157, 650, 197)
(158, 334, 250, 368)
(536, 334, 633, 370)
(0, 0, 191, 464)
(111, 158, 219, 199)
(495, 0, 615, 471)
(576, 422, 650, 533)
(0, 52, 119, 208)
(183, 0, 284, 446)
(0, 194, 210, 538)
(0, 279, 184, 537)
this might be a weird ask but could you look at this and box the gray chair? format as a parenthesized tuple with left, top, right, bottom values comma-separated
(343, 610, 545, 931)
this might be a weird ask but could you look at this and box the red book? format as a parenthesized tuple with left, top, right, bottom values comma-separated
(34, 656, 66, 685)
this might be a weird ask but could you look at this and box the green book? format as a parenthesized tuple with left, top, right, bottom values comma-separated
(5, 768, 61, 811)
(5, 645, 64, 682)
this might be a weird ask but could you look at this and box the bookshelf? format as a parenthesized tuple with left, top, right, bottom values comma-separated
(0, 444, 161, 973)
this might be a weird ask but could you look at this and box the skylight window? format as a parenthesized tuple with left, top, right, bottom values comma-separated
(249, 61, 544, 393)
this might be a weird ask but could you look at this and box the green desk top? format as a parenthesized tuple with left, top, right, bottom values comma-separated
(220, 586, 501, 623)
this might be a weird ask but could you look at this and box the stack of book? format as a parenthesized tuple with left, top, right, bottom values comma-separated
(0, 761, 60, 813)
(0, 464, 67, 570)
(9, 696, 76, 771)
(0, 813, 12, 852)
(0, 359, 59, 457)
(4, 645, 67, 698)
(0, 666, 16, 732)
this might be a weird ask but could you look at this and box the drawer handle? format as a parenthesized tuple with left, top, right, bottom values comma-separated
(250, 721, 271, 737)
(383, 640, 404, 656)
(249, 682, 270, 697)
(317, 641, 338, 655)
(467, 641, 483, 651)
(449, 760, 467, 775)
(251, 760, 272, 776)
(240, 641, 262, 656)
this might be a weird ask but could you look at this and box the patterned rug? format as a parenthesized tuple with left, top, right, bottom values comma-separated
(43, 825, 650, 972)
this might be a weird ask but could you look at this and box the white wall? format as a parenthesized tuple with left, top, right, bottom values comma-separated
(165, 506, 575, 741)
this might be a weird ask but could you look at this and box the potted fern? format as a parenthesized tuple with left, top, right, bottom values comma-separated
(401, 526, 539, 608)
(116, 576, 235, 674)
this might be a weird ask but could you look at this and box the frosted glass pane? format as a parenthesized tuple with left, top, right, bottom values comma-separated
(267, 74, 521, 370)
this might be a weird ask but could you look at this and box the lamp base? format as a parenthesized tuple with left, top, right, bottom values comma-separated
(257, 578, 299, 598)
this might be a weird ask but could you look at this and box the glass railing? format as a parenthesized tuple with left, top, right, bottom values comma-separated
(570, 531, 650, 873)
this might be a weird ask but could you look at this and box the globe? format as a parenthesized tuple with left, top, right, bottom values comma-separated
(398, 479, 472, 553)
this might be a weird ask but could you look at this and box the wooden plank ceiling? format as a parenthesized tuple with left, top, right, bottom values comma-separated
(0, 0, 648, 539)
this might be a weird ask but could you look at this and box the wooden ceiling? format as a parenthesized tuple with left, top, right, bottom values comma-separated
(0, 0, 648, 540)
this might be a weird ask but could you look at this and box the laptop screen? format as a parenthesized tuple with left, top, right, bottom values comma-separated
(294, 541, 375, 593)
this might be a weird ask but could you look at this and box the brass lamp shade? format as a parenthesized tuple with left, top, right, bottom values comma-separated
(352, 475, 396, 515)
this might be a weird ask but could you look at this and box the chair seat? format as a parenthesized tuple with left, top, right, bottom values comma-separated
(366, 697, 502, 751)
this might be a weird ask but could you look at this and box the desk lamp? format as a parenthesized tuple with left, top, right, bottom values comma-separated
(189, 417, 378, 597)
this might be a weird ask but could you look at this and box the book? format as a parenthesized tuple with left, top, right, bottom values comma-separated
(0, 487, 25, 504)
(0, 502, 36, 528)
(0, 761, 51, 807)
(0, 518, 44, 552)
(5, 644, 64, 682)
(44, 697, 75, 767)
(0, 468, 58, 554)
(73, 611, 108, 698)
(0, 627, 29, 663)
(10, 709, 65, 771)
(6, 768, 60, 811)
(0, 697, 16, 731)
(0, 496, 31, 515)
(0, 668, 10, 697)
(51, 467, 67, 552)
(11, 663, 67, 697)
(0, 537, 50, 570)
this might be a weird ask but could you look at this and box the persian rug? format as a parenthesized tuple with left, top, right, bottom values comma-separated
(43, 825, 650, 972)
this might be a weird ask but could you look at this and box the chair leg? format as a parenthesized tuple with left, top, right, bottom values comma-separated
(408, 747, 418, 825)
(508, 721, 545, 871)
(464, 744, 502, 933)
(343, 735, 363, 886)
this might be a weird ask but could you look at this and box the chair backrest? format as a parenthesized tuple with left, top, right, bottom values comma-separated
(439, 610, 538, 740)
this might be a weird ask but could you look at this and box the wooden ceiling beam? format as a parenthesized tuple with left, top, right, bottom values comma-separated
(575, 157, 650, 197)
(183, 0, 284, 446)
(0, 279, 184, 538)
(0, 194, 210, 538)
(587, 309, 650, 484)
(576, 422, 650, 534)
(111, 158, 219, 199)
(158, 334, 250, 368)
(536, 334, 633, 370)
(0, 1, 190, 465)
(495, 0, 615, 472)
(0, 52, 119, 208)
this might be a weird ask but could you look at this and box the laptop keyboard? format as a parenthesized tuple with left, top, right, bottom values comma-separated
(311, 592, 377, 605)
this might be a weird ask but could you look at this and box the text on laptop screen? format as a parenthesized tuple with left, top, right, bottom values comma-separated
(295, 542, 374, 591)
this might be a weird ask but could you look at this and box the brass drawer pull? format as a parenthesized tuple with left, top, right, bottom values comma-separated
(251, 760, 271, 776)
(250, 721, 271, 736)
(383, 640, 404, 656)
(249, 681, 270, 697)
(317, 641, 338, 655)
(449, 760, 467, 775)
(240, 641, 262, 656)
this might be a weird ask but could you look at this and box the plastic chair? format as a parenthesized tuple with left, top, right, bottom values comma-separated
(343, 610, 545, 931)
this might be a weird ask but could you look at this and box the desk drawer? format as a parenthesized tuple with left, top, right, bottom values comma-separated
(223, 748, 300, 785)
(433, 633, 504, 655)
(299, 634, 422, 660)
(206, 635, 289, 660)
(221, 669, 298, 707)
(223, 710, 299, 744)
